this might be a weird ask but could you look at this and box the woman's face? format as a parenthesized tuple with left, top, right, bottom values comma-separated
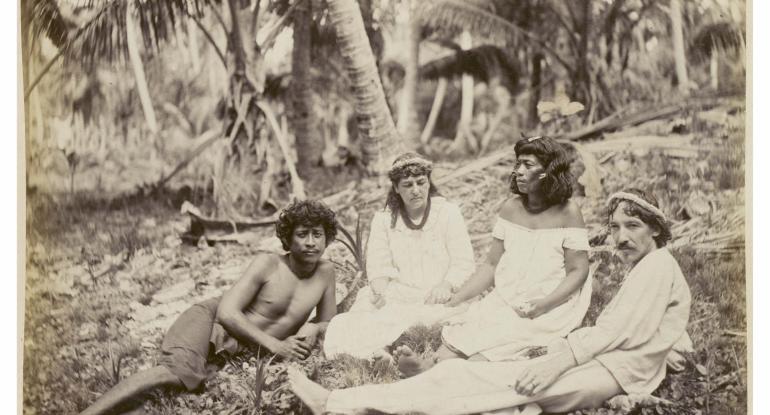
(395, 174, 430, 213)
(513, 154, 545, 194)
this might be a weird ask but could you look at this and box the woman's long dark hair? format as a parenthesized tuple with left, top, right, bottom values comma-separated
(510, 136, 574, 208)
(385, 153, 439, 228)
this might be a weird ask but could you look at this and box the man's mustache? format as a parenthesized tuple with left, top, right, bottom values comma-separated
(616, 241, 632, 250)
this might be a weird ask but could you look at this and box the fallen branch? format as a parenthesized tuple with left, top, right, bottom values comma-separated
(558, 95, 741, 141)
(256, 100, 306, 200)
(153, 129, 221, 190)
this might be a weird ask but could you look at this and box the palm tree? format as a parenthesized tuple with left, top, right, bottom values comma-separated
(419, 44, 518, 151)
(22, 0, 312, 208)
(326, 0, 401, 173)
(689, 22, 744, 91)
(669, 0, 689, 94)
(396, 1, 422, 147)
(290, 0, 318, 177)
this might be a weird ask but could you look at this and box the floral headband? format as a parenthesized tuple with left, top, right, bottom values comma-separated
(607, 192, 667, 222)
(389, 155, 433, 175)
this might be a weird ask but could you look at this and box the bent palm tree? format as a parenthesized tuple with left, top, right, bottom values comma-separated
(326, 0, 401, 174)
(689, 22, 745, 90)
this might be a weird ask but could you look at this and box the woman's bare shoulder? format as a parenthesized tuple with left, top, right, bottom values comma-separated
(558, 199, 586, 228)
(498, 196, 523, 221)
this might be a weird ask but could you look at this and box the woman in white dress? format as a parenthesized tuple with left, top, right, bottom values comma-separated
(396, 135, 592, 374)
(323, 152, 476, 359)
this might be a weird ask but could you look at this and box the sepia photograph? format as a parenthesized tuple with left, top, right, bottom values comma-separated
(19, 0, 751, 414)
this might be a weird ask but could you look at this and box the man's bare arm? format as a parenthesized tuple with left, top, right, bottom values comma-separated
(312, 262, 338, 334)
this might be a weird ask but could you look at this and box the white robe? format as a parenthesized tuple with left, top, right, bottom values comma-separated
(323, 197, 476, 359)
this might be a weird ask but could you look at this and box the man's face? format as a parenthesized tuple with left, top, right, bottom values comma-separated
(289, 224, 327, 263)
(609, 202, 660, 266)
(395, 174, 430, 213)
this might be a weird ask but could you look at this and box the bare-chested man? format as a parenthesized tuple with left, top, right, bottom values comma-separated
(79, 200, 339, 415)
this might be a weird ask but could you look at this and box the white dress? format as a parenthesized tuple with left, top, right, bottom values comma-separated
(323, 197, 475, 359)
(441, 217, 593, 361)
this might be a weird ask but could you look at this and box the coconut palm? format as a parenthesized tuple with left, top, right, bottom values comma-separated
(689, 22, 745, 90)
(325, 0, 401, 173)
(290, 0, 317, 176)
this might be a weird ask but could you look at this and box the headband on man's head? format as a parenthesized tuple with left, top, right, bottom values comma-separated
(607, 192, 667, 222)
(389, 155, 433, 175)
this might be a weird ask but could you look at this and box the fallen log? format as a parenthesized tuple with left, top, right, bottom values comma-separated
(558, 95, 741, 141)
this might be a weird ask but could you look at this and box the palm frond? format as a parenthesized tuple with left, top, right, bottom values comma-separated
(415, 0, 572, 72)
(25, 0, 74, 48)
(689, 22, 744, 64)
(419, 45, 519, 92)
(415, 0, 515, 47)
(62, 0, 218, 67)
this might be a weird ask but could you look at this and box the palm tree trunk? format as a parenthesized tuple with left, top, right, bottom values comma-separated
(397, 4, 421, 147)
(454, 30, 477, 152)
(186, 21, 201, 73)
(291, 0, 318, 177)
(573, 0, 592, 109)
(669, 0, 689, 94)
(326, 0, 401, 174)
(710, 49, 719, 90)
(420, 77, 447, 144)
(528, 52, 544, 128)
(126, 4, 158, 133)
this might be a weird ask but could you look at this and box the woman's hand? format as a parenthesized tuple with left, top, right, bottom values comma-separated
(369, 278, 389, 308)
(425, 281, 453, 304)
(514, 352, 575, 396)
(445, 295, 462, 307)
(370, 291, 386, 308)
(513, 298, 547, 319)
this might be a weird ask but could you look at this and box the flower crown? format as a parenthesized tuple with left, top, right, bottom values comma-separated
(389, 155, 433, 175)
(607, 192, 667, 222)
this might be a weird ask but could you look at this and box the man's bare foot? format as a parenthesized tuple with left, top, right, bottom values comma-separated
(393, 345, 434, 377)
(288, 367, 330, 415)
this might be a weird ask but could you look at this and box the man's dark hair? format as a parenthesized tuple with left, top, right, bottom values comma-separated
(607, 188, 672, 248)
(510, 136, 574, 207)
(275, 200, 339, 251)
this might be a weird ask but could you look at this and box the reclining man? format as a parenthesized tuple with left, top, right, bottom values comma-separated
(289, 188, 692, 415)
(81, 200, 339, 415)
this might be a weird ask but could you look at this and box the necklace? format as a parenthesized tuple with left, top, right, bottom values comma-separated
(522, 197, 550, 214)
(400, 197, 431, 230)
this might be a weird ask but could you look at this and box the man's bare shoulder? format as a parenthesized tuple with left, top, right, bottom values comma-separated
(315, 260, 337, 284)
(240, 252, 283, 282)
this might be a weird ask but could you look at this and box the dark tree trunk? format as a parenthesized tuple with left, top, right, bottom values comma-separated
(291, 0, 318, 177)
(528, 52, 544, 128)
(572, 0, 592, 109)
